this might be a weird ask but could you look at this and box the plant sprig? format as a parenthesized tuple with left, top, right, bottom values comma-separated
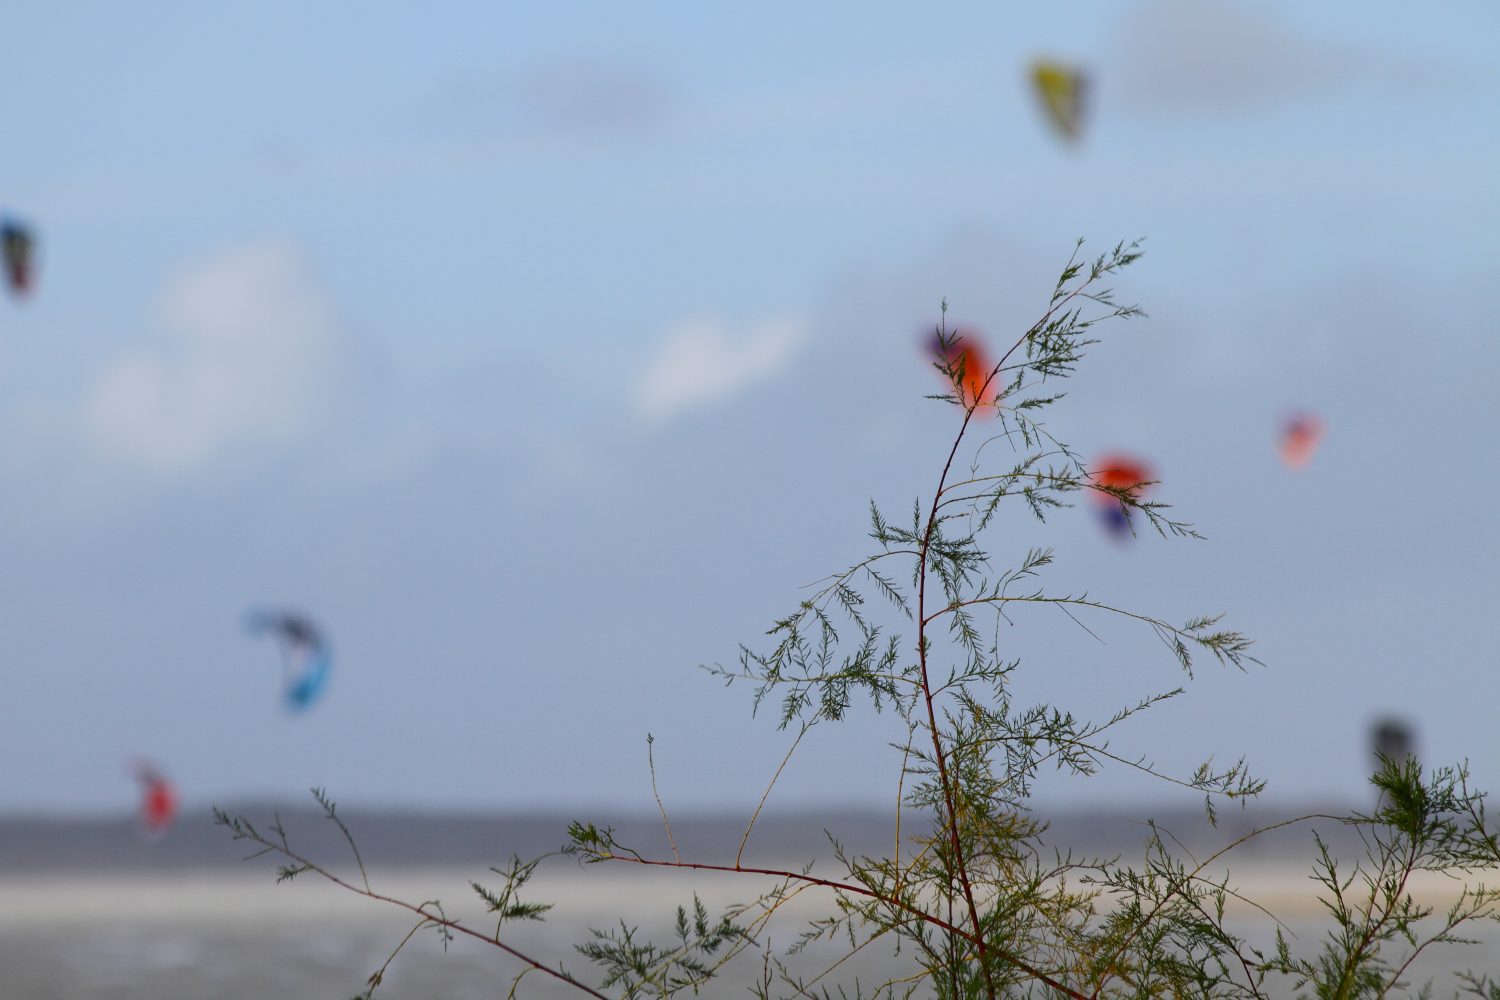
(218, 240, 1500, 998)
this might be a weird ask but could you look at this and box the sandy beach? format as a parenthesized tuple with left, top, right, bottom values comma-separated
(4, 858, 1497, 998)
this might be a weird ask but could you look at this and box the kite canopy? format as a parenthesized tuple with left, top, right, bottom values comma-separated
(1088, 454, 1154, 540)
(1, 219, 35, 297)
(131, 761, 178, 840)
(1372, 717, 1415, 765)
(927, 327, 998, 413)
(1279, 412, 1325, 468)
(246, 610, 332, 712)
(1030, 59, 1088, 142)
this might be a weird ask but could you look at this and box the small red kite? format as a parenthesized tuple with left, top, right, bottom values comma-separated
(1279, 412, 1324, 469)
(927, 327, 998, 413)
(1089, 454, 1153, 540)
(132, 761, 179, 840)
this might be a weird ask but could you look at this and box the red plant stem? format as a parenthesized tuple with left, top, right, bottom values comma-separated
(912, 271, 1108, 998)
(1087, 813, 1348, 997)
(919, 387, 1001, 1000)
(262, 846, 613, 1000)
(597, 853, 1089, 1000)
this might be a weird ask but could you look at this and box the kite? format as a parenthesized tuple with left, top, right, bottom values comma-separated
(927, 327, 998, 413)
(246, 610, 332, 712)
(1088, 454, 1153, 541)
(1, 219, 35, 297)
(132, 760, 179, 839)
(1371, 717, 1415, 766)
(1278, 412, 1324, 469)
(1030, 60, 1088, 142)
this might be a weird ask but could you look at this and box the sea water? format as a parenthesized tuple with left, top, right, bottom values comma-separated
(3, 862, 1495, 998)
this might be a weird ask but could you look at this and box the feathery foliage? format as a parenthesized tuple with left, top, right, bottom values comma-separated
(218, 239, 1500, 997)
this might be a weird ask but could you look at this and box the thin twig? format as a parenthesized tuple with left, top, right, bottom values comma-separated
(593, 851, 1090, 1000)
(738, 721, 813, 867)
(646, 734, 680, 864)
(225, 818, 611, 999)
(1089, 812, 1352, 998)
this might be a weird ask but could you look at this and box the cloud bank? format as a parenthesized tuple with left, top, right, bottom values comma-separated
(635, 315, 806, 424)
(87, 242, 360, 473)
(511, 58, 675, 140)
(1111, 0, 1450, 116)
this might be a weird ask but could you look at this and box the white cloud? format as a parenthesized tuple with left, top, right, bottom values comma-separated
(87, 242, 358, 472)
(635, 315, 805, 424)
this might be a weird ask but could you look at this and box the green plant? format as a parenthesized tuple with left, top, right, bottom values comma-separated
(218, 240, 1500, 998)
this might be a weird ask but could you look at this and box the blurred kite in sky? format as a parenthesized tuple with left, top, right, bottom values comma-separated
(246, 610, 332, 712)
(131, 760, 178, 840)
(2, 219, 35, 297)
(1372, 717, 1415, 766)
(927, 326, 998, 413)
(1088, 454, 1153, 541)
(1279, 412, 1324, 468)
(1029, 59, 1088, 143)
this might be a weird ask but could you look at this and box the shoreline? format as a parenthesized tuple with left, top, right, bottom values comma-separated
(5, 860, 1497, 924)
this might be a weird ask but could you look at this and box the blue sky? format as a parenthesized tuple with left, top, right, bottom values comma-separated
(0, 1, 1496, 816)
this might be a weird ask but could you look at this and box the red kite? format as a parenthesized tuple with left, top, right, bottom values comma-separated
(1279, 412, 1324, 469)
(1089, 454, 1153, 540)
(928, 327, 998, 413)
(132, 761, 179, 839)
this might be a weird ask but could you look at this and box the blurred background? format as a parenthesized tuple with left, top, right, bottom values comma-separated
(0, 1, 1495, 826)
(5, 3, 1499, 995)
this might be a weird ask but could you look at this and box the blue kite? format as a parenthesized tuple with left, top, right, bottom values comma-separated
(246, 610, 332, 712)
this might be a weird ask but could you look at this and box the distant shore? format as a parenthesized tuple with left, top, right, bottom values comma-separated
(5, 807, 1497, 997)
(0, 799, 1412, 873)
